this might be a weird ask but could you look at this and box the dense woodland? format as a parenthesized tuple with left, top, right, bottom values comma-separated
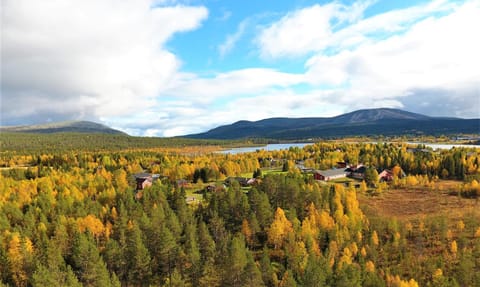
(1, 136, 480, 286)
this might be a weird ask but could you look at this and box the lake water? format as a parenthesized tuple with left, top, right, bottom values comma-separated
(219, 142, 479, 154)
(219, 143, 313, 154)
(406, 143, 480, 150)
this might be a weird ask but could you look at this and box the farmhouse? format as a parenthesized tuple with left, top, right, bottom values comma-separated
(314, 169, 348, 181)
(134, 173, 160, 190)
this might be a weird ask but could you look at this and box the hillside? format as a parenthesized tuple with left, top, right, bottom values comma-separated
(186, 108, 480, 139)
(0, 120, 127, 135)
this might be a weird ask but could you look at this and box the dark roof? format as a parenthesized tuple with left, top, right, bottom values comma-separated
(356, 166, 366, 173)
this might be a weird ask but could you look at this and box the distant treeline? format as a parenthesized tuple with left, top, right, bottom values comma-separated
(0, 133, 267, 154)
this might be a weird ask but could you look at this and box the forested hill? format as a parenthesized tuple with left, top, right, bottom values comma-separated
(186, 108, 480, 140)
(0, 121, 126, 135)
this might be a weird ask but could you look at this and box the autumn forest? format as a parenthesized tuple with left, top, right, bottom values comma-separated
(1, 134, 480, 287)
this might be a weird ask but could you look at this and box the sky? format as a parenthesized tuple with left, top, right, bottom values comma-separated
(1, 0, 479, 137)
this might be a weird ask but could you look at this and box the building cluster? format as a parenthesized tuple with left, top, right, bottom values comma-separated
(311, 162, 402, 182)
(312, 163, 367, 181)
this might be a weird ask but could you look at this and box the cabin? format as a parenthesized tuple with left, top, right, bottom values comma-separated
(379, 167, 406, 182)
(134, 173, 160, 190)
(206, 184, 227, 193)
(225, 177, 256, 187)
(314, 169, 348, 181)
(378, 169, 394, 182)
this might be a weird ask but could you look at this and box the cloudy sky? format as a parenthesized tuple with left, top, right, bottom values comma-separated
(1, 0, 479, 136)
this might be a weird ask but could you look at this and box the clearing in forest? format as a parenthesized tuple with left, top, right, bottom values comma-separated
(358, 180, 480, 221)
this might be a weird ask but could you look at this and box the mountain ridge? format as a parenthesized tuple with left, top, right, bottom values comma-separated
(185, 108, 480, 139)
(0, 120, 127, 135)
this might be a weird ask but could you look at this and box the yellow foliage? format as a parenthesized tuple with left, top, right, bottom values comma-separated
(365, 260, 375, 272)
(450, 240, 457, 254)
(38, 222, 47, 233)
(405, 175, 418, 186)
(350, 242, 358, 256)
(105, 221, 113, 239)
(111, 207, 118, 220)
(339, 247, 353, 266)
(241, 219, 253, 245)
(360, 247, 367, 258)
(371, 230, 379, 246)
(386, 275, 419, 287)
(77, 214, 105, 238)
(268, 207, 293, 249)
(24, 237, 34, 254)
(8, 234, 28, 287)
(328, 240, 339, 261)
(433, 268, 443, 278)
(317, 210, 335, 230)
(356, 231, 363, 243)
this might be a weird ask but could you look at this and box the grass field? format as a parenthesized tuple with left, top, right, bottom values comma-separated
(358, 180, 480, 222)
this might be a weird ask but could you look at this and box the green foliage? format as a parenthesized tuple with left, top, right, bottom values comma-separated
(364, 167, 379, 187)
(0, 141, 478, 286)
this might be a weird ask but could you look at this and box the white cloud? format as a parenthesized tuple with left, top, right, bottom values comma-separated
(256, 0, 456, 58)
(2, 0, 478, 137)
(305, 0, 480, 115)
(256, 1, 374, 58)
(1, 0, 208, 125)
(218, 20, 248, 57)
(164, 68, 305, 102)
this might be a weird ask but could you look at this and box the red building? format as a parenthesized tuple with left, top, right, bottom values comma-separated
(378, 169, 394, 182)
(134, 173, 160, 190)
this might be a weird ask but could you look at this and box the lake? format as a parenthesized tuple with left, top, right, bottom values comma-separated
(219, 142, 479, 154)
(406, 143, 480, 150)
(219, 143, 313, 154)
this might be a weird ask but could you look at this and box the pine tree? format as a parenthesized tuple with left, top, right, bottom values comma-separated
(71, 233, 112, 287)
(302, 254, 330, 287)
(126, 224, 152, 285)
(224, 235, 248, 287)
(183, 223, 201, 285)
(197, 221, 216, 262)
(198, 261, 221, 287)
(279, 270, 297, 287)
(241, 251, 265, 287)
(158, 225, 178, 283)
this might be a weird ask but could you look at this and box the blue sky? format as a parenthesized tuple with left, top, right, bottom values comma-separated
(1, 0, 479, 136)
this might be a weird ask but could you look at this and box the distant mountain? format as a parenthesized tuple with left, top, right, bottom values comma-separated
(0, 121, 127, 135)
(185, 108, 480, 140)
